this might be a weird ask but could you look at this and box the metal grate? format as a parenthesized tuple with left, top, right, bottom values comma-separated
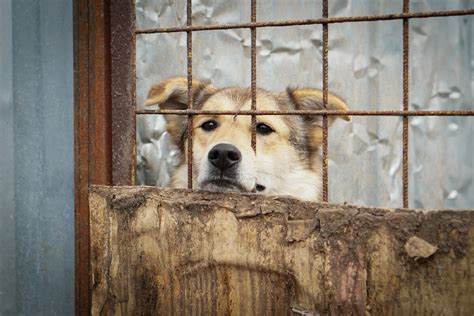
(135, 2, 474, 207)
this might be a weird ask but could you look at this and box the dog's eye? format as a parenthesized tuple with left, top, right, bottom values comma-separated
(201, 120, 218, 131)
(256, 123, 274, 135)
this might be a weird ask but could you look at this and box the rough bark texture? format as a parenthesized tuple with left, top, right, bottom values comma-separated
(89, 186, 474, 315)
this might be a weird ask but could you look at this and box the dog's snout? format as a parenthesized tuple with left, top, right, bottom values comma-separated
(208, 143, 242, 170)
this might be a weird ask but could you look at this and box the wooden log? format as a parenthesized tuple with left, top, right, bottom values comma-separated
(89, 186, 474, 315)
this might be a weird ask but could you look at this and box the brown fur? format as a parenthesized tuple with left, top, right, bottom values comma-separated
(145, 77, 350, 201)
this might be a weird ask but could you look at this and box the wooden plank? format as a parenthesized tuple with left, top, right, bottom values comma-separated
(89, 186, 474, 315)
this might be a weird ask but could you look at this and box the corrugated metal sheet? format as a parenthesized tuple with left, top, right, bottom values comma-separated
(135, 0, 473, 208)
(0, 0, 74, 314)
(0, 0, 16, 313)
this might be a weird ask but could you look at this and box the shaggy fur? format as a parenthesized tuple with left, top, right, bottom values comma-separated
(145, 77, 350, 201)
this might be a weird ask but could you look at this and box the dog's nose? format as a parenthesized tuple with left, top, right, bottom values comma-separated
(208, 143, 242, 171)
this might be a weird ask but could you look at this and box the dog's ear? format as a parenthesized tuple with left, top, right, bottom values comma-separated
(287, 87, 351, 148)
(145, 77, 216, 148)
(287, 87, 351, 124)
(145, 76, 216, 108)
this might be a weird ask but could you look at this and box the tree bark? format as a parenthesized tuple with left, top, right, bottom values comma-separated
(89, 186, 474, 315)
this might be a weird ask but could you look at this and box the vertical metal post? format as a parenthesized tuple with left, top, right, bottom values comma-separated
(110, 0, 136, 185)
(74, 0, 114, 314)
(251, 0, 257, 152)
(186, 0, 194, 189)
(402, 0, 410, 208)
(322, 0, 329, 202)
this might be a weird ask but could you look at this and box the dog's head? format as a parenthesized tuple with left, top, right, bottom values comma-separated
(145, 77, 350, 201)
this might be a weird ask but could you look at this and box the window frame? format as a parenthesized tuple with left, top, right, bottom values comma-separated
(74, 0, 135, 314)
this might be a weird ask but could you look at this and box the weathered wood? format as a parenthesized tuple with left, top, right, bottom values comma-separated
(90, 186, 474, 315)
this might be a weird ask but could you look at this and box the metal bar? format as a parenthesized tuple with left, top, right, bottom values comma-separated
(322, 0, 329, 202)
(135, 9, 474, 34)
(90, 0, 112, 183)
(135, 109, 474, 116)
(111, 0, 136, 185)
(186, 0, 193, 189)
(74, 1, 91, 314)
(251, 0, 257, 151)
(403, 0, 410, 208)
(74, 0, 113, 314)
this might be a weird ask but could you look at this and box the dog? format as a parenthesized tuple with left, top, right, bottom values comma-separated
(145, 77, 350, 201)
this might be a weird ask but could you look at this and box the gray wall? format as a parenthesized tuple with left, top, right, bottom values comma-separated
(0, 0, 74, 315)
(0, 0, 16, 314)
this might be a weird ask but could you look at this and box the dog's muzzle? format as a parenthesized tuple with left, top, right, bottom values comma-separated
(203, 143, 265, 194)
(207, 143, 242, 171)
(201, 143, 246, 192)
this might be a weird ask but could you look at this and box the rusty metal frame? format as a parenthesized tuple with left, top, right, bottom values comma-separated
(110, 0, 136, 186)
(135, 2, 474, 206)
(74, 0, 138, 314)
(74, 0, 114, 314)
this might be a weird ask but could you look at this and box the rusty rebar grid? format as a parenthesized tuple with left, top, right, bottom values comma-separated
(186, 0, 193, 189)
(402, 0, 410, 208)
(322, 0, 329, 202)
(134, 3, 474, 206)
(136, 9, 474, 34)
(251, 0, 257, 152)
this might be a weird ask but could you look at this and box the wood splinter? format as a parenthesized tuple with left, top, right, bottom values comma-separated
(404, 236, 438, 260)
